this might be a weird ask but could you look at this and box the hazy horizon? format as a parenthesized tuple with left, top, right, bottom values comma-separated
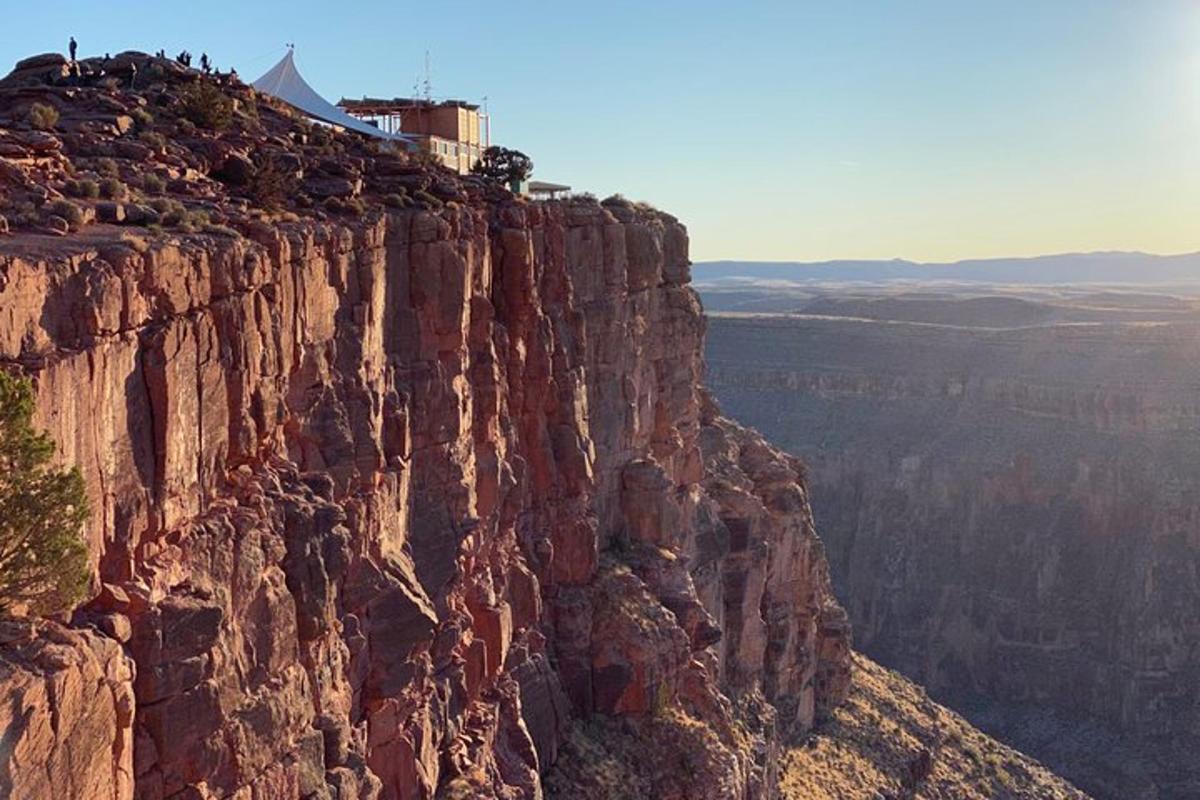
(695, 248, 1200, 266)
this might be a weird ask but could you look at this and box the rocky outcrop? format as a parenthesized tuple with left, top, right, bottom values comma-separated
(705, 311, 1200, 799)
(0, 56, 852, 797)
(0, 619, 135, 800)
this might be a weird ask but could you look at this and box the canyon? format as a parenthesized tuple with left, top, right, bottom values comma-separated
(704, 284, 1200, 799)
(0, 52, 1092, 799)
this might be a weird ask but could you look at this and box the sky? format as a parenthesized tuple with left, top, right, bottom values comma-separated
(2, 0, 1198, 262)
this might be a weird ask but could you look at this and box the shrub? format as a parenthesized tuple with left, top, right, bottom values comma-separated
(0, 372, 90, 615)
(149, 197, 181, 216)
(7, 201, 39, 228)
(178, 81, 233, 131)
(27, 103, 59, 131)
(64, 179, 100, 199)
(131, 107, 154, 128)
(382, 193, 410, 209)
(322, 196, 366, 217)
(99, 178, 128, 201)
(47, 199, 83, 229)
(149, 199, 210, 233)
(180, 209, 210, 232)
(138, 130, 167, 151)
(94, 158, 120, 177)
(202, 222, 239, 238)
(239, 97, 259, 122)
(245, 158, 298, 210)
(141, 173, 166, 195)
(413, 190, 443, 210)
(150, 198, 188, 227)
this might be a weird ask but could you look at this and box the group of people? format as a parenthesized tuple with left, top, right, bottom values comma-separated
(66, 37, 238, 87)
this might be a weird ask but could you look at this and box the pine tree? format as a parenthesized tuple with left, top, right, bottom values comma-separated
(0, 372, 90, 615)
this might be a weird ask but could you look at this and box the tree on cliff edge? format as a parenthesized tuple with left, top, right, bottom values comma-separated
(471, 146, 533, 186)
(0, 372, 89, 615)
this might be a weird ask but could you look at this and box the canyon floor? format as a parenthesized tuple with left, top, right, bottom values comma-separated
(703, 277, 1200, 799)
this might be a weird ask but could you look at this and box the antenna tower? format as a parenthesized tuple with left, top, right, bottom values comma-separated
(423, 51, 432, 101)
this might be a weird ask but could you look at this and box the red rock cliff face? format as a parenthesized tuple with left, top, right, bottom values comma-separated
(0, 199, 849, 798)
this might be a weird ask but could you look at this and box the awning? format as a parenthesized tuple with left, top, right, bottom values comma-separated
(252, 49, 413, 143)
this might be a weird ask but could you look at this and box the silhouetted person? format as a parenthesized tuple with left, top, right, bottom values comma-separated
(68, 37, 77, 62)
(176, 50, 191, 67)
(200, 53, 210, 74)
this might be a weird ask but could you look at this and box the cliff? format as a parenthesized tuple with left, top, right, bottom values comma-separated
(705, 309, 1200, 799)
(0, 54, 852, 799)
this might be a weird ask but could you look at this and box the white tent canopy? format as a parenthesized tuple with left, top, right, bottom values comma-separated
(252, 49, 412, 143)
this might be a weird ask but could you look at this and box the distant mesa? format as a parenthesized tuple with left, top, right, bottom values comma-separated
(694, 251, 1200, 287)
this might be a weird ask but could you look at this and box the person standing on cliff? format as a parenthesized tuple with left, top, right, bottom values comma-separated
(68, 36, 77, 62)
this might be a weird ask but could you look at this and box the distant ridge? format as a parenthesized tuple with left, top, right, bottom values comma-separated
(694, 251, 1200, 285)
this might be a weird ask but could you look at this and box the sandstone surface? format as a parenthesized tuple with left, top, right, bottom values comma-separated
(0, 54, 854, 798)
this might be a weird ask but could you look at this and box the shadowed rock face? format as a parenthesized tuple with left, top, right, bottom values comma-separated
(0, 151, 851, 797)
(705, 309, 1200, 799)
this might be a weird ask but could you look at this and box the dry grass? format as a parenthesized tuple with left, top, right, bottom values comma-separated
(781, 654, 1091, 800)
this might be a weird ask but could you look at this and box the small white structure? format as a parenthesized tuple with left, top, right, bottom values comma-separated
(252, 48, 413, 144)
(527, 180, 571, 199)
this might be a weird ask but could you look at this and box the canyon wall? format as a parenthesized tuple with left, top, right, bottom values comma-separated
(0, 197, 850, 798)
(705, 312, 1200, 799)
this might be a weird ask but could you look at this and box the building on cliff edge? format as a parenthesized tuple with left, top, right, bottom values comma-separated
(338, 96, 489, 175)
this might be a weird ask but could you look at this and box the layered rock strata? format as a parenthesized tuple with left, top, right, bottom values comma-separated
(705, 311, 1200, 799)
(0, 74, 852, 795)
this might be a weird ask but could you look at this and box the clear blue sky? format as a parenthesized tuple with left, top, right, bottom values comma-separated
(2, 1, 1198, 262)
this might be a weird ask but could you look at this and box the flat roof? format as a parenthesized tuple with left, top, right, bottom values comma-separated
(528, 181, 572, 193)
(339, 97, 480, 113)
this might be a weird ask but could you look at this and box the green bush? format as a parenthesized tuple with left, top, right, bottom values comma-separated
(322, 196, 366, 217)
(64, 179, 100, 199)
(27, 103, 59, 131)
(94, 158, 120, 178)
(202, 222, 240, 237)
(141, 173, 166, 195)
(0, 372, 90, 615)
(178, 81, 233, 131)
(382, 193, 411, 209)
(245, 158, 298, 210)
(149, 197, 181, 215)
(151, 199, 210, 233)
(99, 178, 128, 201)
(131, 107, 154, 128)
(138, 130, 167, 151)
(413, 190, 443, 210)
(47, 199, 83, 229)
